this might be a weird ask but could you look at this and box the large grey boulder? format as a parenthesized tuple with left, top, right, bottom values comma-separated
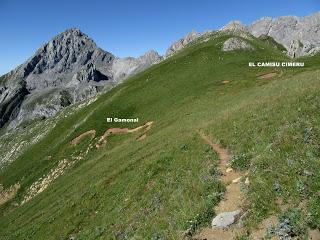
(222, 37, 254, 51)
(211, 210, 241, 228)
(0, 28, 160, 129)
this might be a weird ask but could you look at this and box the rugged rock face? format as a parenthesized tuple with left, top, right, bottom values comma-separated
(164, 12, 320, 60)
(249, 12, 320, 57)
(220, 21, 250, 36)
(0, 28, 160, 129)
(165, 30, 200, 57)
(112, 50, 162, 81)
(222, 37, 254, 51)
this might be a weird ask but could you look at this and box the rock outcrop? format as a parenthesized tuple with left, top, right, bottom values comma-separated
(222, 37, 254, 51)
(0, 28, 160, 129)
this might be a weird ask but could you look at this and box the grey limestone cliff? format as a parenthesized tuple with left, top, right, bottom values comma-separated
(248, 12, 320, 57)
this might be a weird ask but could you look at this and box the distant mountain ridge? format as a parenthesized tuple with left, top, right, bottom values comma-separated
(165, 12, 320, 57)
(2, 11, 320, 130)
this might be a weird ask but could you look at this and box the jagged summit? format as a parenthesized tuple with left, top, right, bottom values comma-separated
(220, 20, 249, 33)
(164, 12, 320, 59)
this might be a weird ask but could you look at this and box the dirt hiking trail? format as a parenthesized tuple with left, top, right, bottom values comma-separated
(96, 121, 153, 148)
(70, 122, 153, 148)
(194, 131, 247, 240)
(70, 130, 96, 145)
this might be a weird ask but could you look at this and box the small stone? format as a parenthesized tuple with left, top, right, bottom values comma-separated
(232, 177, 242, 183)
(226, 167, 233, 173)
(245, 177, 250, 185)
(211, 210, 241, 228)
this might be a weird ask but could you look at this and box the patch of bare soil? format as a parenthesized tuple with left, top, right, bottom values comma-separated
(308, 229, 320, 240)
(137, 133, 147, 141)
(0, 183, 20, 206)
(70, 130, 96, 145)
(96, 121, 153, 148)
(194, 131, 246, 240)
(257, 72, 278, 80)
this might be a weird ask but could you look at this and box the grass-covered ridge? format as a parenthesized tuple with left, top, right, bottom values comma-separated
(1, 32, 320, 239)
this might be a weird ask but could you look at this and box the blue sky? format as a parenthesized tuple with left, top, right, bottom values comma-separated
(0, 0, 319, 75)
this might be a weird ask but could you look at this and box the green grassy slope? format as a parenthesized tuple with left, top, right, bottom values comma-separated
(1, 33, 320, 239)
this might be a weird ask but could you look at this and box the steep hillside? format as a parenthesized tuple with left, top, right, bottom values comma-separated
(1, 31, 320, 239)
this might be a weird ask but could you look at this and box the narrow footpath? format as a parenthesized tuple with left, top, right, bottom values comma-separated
(194, 131, 247, 240)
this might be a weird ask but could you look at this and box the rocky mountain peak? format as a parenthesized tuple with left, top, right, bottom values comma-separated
(138, 50, 162, 64)
(165, 30, 200, 57)
(220, 20, 249, 33)
(22, 28, 101, 83)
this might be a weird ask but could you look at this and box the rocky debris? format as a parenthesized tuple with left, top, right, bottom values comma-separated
(0, 183, 20, 205)
(222, 37, 254, 51)
(232, 177, 242, 183)
(0, 112, 61, 168)
(244, 177, 250, 185)
(211, 210, 241, 228)
(0, 28, 160, 130)
(249, 12, 320, 57)
(21, 159, 72, 205)
(165, 30, 200, 57)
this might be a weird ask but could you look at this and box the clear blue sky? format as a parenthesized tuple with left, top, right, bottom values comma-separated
(0, 0, 319, 75)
